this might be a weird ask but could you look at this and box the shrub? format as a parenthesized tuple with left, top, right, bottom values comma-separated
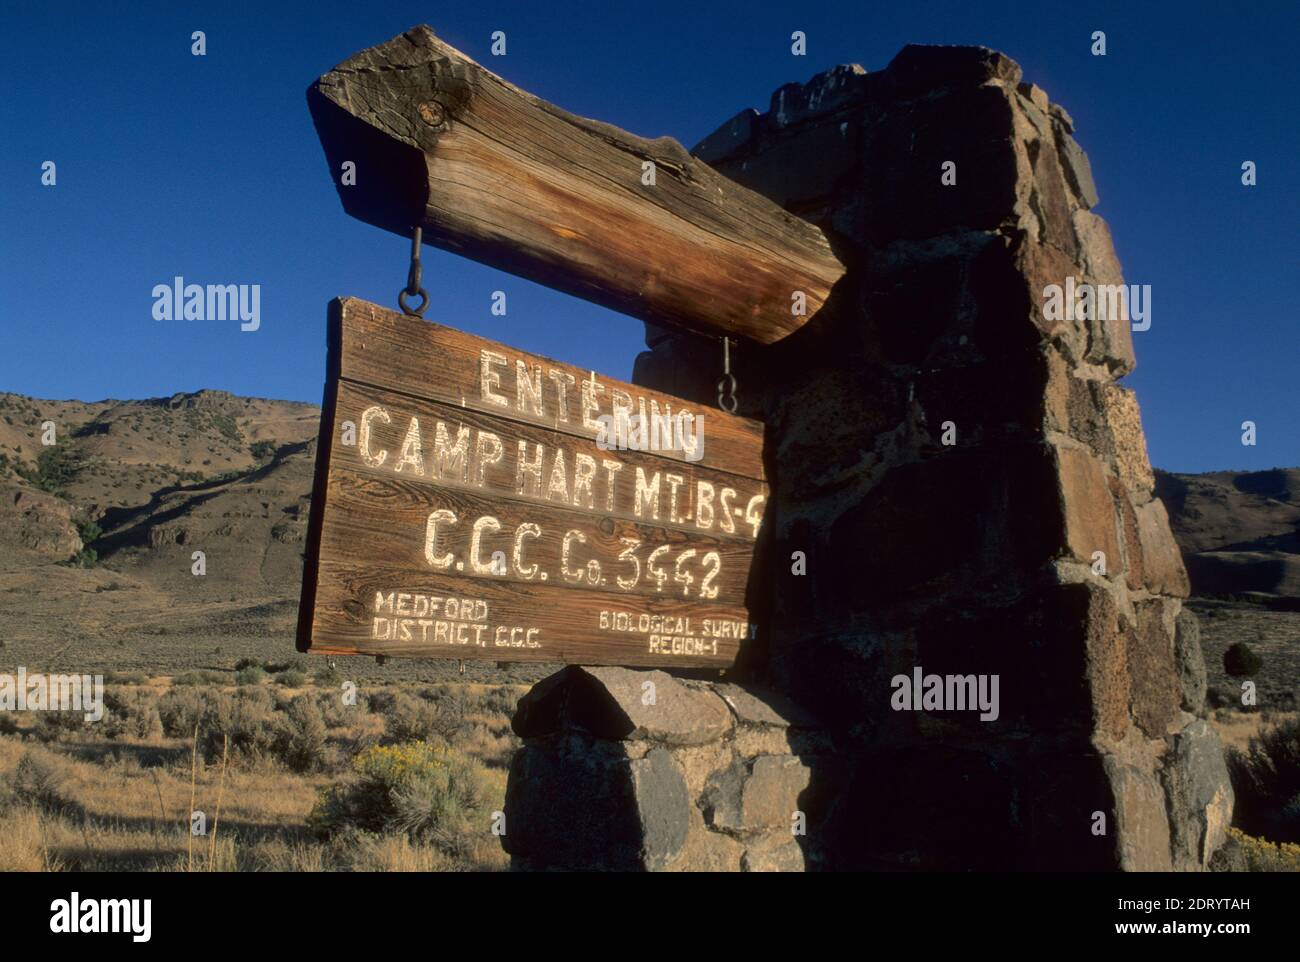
(18, 446, 76, 493)
(316, 689, 364, 730)
(235, 665, 267, 687)
(201, 688, 279, 760)
(1213, 828, 1300, 872)
(382, 692, 441, 743)
(276, 696, 328, 772)
(336, 711, 385, 760)
(428, 689, 468, 740)
(1206, 685, 1234, 710)
(1224, 642, 1263, 677)
(233, 657, 263, 672)
(275, 669, 308, 688)
(102, 689, 163, 740)
(157, 687, 207, 737)
(314, 665, 342, 687)
(480, 686, 521, 717)
(9, 751, 75, 814)
(1226, 717, 1300, 843)
(75, 519, 102, 544)
(36, 710, 90, 741)
(0, 713, 19, 736)
(249, 440, 277, 460)
(307, 742, 487, 854)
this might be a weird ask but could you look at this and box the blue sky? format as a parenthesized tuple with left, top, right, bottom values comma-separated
(1, 1, 1295, 473)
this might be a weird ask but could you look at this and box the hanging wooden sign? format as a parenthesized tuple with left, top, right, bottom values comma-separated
(297, 298, 768, 667)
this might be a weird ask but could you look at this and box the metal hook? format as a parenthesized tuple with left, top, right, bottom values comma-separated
(716, 336, 738, 413)
(398, 226, 429, 317)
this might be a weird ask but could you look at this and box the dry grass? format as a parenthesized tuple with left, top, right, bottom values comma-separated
(0, 808, 62, 871)
(0, 679, 522, 872)
(1210, 709, 1300, 753)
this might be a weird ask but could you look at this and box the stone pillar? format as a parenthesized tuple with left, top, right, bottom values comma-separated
(509, 45, 1232, 871)
(503, 667, 835, 871)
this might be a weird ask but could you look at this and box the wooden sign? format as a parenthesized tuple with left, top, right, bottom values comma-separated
(297, 298, 768, 667)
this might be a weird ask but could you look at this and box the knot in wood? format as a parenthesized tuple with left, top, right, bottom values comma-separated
(417, 101, 446, 127)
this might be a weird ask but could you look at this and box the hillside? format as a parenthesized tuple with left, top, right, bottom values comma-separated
(0, 390, 319, 667)
(1157, 467, 1300, 600)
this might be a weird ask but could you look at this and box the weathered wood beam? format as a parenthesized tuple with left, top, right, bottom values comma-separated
(307, 25, 846, 346)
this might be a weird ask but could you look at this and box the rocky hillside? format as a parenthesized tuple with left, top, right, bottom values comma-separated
(1157, 467, 1300, 600)
(0, 390, 319, 649)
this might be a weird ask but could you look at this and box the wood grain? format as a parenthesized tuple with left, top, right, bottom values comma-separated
(307, 27, 847, 346)
(331, 378, 767, 541)
(298, 298, 767, 667)
(311, 559, 752, 667)
(319, 471, 760, 606)
(334, 297, 766, 480)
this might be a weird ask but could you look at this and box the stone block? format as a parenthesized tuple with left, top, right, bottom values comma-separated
(503, 740, 690, 871)
(1161, 720, 1233, 870)
(1129, 600, 1182, 738)
(1104, 754, 1174, 871)
(630, 748, 693, 870)
(703, 754, 812, 834)
(1010, 94, 1078, 253)
(1108, 476, 1144, 589)
(715, 683, 817, 729)
(670, 811, 745, 871)
(512, 666, 733, 746)
(1101, 385, 1155, 496)
(1016, 81, 1050, 111)
(743, 755, 813, 830)
(742, 837, 807, 872)
(718, 116, 862, 208)
(691, 107, 759, 164)
(1044, 349, 1112, 458)
(1013, 235, 1091, 365)
(1055, 445, 1121, 568)
(1173, 609, 1208, 716)
(1057, 129, 1100, 209)
(1073, 211, 1135, 374)
(858, 85, 1022, 244)
(884, 44, 1022, 97)
(765, 64, 871, 129)
(1081, 583, 1130, 742)
(1135, 498, 1191, 597)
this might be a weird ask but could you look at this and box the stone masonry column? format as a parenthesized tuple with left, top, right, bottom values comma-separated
(511, 45, 1231, 871)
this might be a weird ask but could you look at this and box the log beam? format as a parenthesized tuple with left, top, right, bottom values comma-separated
(307, 25, 846, 345)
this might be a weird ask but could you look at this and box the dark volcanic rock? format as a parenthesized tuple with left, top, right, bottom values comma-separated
(508, 43, 1237, 872)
